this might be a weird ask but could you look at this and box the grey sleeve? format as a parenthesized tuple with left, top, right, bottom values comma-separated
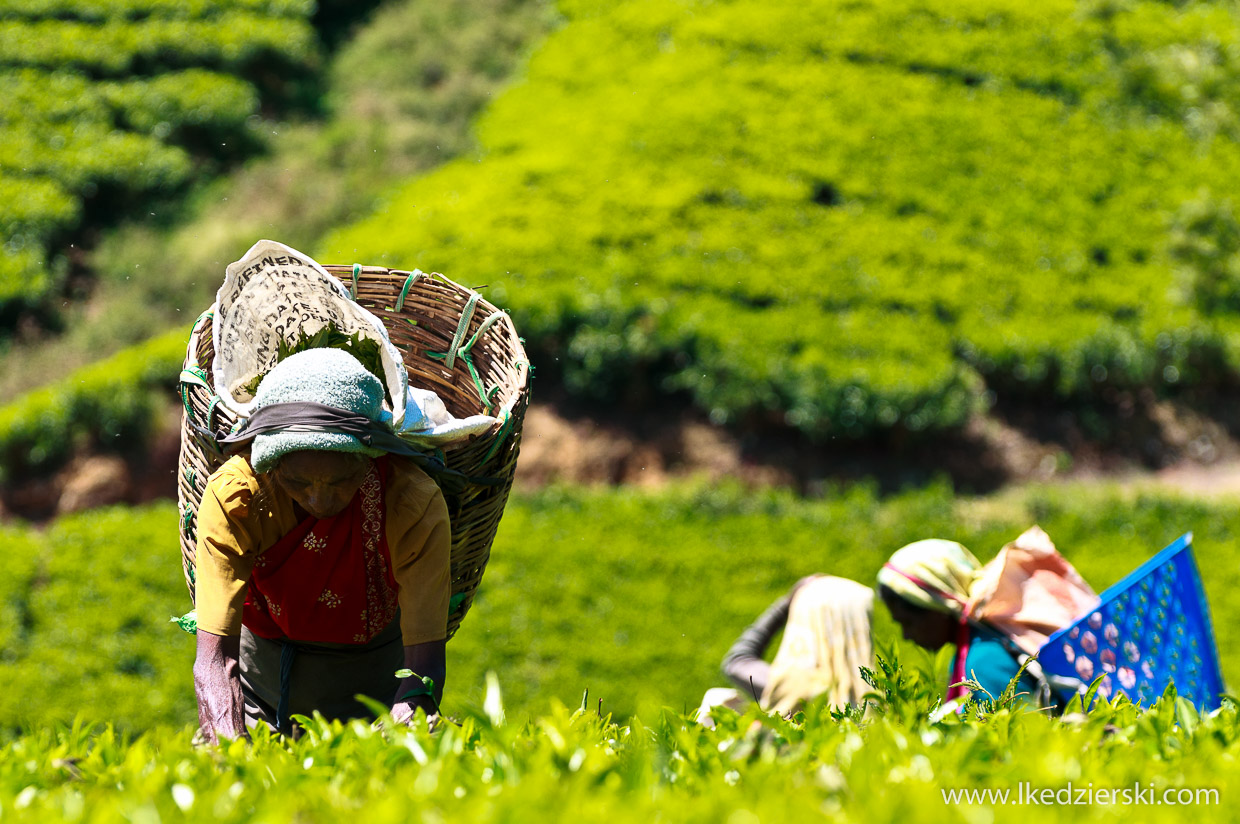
(721, 594, 792, 697)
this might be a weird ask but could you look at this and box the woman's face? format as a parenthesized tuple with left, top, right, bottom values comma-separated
(879, 586, 958, 650)
(273, 451, 370, 519)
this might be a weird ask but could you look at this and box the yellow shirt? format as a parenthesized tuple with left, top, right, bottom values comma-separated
(195, 454, 451, 645)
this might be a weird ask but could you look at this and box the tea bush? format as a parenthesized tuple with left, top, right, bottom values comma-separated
(323, 0, 1240, 439)
(0, 0, 318, 324)
(0, 329, 185, 481)
(1, 481, 1235, 732)
(0, 650, 1235, 823)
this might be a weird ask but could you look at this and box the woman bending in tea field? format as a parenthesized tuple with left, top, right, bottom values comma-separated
(193, 348, 451, 743)
(878, 529, 1096, 710)
(696, 576, 874, 724)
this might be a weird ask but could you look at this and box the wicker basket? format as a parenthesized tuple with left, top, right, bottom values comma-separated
(176, 264, 530, 639)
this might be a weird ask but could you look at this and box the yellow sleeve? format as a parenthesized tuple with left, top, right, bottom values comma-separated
(385, 462, 452, 645)
(194, 458, 261, 637)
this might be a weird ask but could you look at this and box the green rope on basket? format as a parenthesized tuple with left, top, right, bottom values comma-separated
(483, 408, 514, 463)
(351, 263, 361, 300)
(458, 310, 508, 359)
(181, 505, 194, 534)
(444, 293, 481, 370)
(395, 270, 425, 313)
(205, 395, 223, 434)
(463, 357, 493, 414)
(183, 466, 197, 492)
(428, 304, 511, 411)
(178, 367, 210, 418)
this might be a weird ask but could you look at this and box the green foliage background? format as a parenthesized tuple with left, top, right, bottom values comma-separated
(1, 481, 1235, 732)
(323, 0, 1240, 439)
(16, 0, 1240, 478)
(0, 0, 321, 323)
(2, 483, 1239, 822)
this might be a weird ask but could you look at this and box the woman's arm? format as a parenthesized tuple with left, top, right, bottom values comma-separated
(391, 639, 447, 724)
(192, 463, 261, 743)
(385, 464, 453, 726)
(193, 630, 247, 743)
(722, 594, 792, 697)
(721, 576, 816, 696)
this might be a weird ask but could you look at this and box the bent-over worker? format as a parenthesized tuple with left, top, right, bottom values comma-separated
(193, 347, 451, 742)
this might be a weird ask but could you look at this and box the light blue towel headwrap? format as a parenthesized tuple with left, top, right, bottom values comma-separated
(246, 348, 388, 474)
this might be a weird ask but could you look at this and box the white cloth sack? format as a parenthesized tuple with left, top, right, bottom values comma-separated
(398, 387, 496, 446)
(211, 239, 409, 427)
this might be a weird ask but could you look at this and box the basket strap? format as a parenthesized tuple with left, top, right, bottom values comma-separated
(395, 270, 425, 313)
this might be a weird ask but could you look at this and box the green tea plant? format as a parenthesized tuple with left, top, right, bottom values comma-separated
(1, 480, 1236, 732)
(0, 0, 318, 326)
(0, 329, 184, 481)
(0, 661, 1236, 823)
(321, 0, 1240, 439)
(0, 14, 315, 75)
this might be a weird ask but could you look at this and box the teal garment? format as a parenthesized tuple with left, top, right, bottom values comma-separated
(961, 626, 1039, 704)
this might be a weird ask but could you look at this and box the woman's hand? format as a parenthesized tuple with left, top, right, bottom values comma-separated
(193, 630, 247, 744)
(390, 699, 441, 732)
(389, 639, 446, 730)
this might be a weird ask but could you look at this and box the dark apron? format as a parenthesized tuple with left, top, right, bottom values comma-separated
(240, 615, 403, 735)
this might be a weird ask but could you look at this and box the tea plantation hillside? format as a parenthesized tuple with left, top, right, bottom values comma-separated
(0, 0, 367, 329)
(1, 481, 1235, 731)
(0, 0, 555, 492)
(324, 0, 1240, 441)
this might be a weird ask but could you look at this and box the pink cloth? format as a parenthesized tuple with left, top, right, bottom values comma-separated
(970, 526, 1099, 655)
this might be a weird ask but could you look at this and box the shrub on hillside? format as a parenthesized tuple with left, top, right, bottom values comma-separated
(0, 0, 319, 328)
(323, 0, 1240, 438)
(0, 331, 184, 482)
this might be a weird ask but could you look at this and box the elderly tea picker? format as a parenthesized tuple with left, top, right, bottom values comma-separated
(193, 347, 453, 742)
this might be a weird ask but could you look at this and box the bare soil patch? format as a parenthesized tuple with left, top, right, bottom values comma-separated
(10, 391, 1240, 523)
